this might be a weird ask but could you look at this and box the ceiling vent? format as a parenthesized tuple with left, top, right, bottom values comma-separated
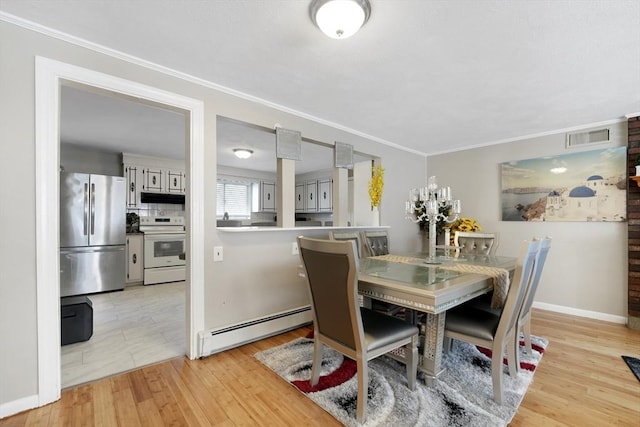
(566, 128, 610, 149)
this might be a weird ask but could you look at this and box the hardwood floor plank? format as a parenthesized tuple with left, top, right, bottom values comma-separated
(1, 309, 639, 426)
(91, 380, 118, 427)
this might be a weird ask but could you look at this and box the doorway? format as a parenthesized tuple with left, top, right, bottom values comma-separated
(35, 57, 205, 405)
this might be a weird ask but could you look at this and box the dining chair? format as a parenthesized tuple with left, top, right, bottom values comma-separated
(466, 236, 552, 362)
(443, 239, 539, 404)
(517, 236, 552, 355)
(297, 236, 419, 423)
(361, 230, 390, 257)
(454, 231, 499, 256)
(329, 231, 363, 259)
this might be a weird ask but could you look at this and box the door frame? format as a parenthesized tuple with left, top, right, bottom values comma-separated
(35, 57, 205, 405)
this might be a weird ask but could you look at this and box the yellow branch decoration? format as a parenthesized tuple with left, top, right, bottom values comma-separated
(368, 165, 384, 208)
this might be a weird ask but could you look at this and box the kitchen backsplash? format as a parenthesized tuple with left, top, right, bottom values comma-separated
(127, 203, 185, 218)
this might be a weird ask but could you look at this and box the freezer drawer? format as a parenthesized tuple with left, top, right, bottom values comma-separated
(60, 246, 125, 297)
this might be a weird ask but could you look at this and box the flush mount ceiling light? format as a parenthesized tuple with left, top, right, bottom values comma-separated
(310, 0, 371, 39)
(233, 148, 253, 159)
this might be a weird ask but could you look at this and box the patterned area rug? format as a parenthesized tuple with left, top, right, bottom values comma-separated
(622, 355, 640, 382)
(255, 335, 548, 426)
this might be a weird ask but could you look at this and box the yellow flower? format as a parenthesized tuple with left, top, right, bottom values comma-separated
(368, 165, 384, 208)
(444, 217, 482, 244)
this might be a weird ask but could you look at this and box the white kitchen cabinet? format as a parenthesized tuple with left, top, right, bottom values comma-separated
(305, 181, 317, 212)
(124, 165, 142, 207)
(261, 182, 276, 212)
(295, 183, 305, 212)
(143, 168, 164, 192)
(126, 234, 144, 284)
(166, 169, 185, 193)
(318, 179, 332, 211)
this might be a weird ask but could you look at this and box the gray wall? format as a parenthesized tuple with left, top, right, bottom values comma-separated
(60, 143, 122, 176)
(427, 122, 628, 319)
(0, 19, 425, 409)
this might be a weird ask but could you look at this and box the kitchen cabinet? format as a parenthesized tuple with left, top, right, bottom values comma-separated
(295, 183, 305, 212)
(143, 168, 164, 192)
(126, 234, 144, 284)
(305, 181, 317, 212)
(261, 181, 276, 212)
(166, 169, 186, 193)
(318, 179, 332, 211)
(123, 154, 186, 207)
(125, 165, 142, 207)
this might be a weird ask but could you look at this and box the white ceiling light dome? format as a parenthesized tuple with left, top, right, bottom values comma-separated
(310, 0, 371, 39)
(233, 148, 253, 159)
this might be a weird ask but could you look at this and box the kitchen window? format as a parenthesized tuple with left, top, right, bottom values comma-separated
(216, 179, 253, 219)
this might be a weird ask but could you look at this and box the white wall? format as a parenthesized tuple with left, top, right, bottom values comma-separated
(0, 18, 425, 414)
(427, 122, 629, 320)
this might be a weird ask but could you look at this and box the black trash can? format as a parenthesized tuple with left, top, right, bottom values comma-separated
(61, 296, 93, 345)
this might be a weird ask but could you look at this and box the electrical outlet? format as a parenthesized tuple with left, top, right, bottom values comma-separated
(292, 242, 299, 256)
(214, 246, 223, 262)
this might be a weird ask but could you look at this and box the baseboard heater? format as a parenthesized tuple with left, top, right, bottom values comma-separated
(198, 305, 312, 358)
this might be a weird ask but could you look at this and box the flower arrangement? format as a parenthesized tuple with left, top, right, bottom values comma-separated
(444, 217, 482, 244)
(368, 165, 384, 208)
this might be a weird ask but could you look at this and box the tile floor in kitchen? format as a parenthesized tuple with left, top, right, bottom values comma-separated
(61, 281, 185, 389)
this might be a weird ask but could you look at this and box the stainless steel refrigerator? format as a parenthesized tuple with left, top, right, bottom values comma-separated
(60, 172, 126, 297)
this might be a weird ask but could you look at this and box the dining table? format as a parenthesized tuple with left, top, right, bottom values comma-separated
(357, 250, 517, 385)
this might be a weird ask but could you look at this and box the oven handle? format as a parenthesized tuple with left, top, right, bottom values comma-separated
(143, 233, 185, 242)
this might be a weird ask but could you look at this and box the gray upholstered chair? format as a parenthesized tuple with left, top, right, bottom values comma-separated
(297, 236, 419, 423)
(517, 237, 552, 355)
(361, 230, 390, 257)
(454, 231, 499, 256)
(466, 236, 552, 363)
(443, 239, 539, 404)
(329, 231, 363, 258)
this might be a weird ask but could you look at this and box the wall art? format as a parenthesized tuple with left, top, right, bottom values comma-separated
(501, 146, 627, 222)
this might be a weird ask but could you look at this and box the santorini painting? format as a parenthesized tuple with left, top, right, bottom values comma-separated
(501, 147, 627, 222)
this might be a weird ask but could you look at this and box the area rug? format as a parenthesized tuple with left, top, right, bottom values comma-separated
(255, 335, 548, 427)
(621, 355, 640, 382)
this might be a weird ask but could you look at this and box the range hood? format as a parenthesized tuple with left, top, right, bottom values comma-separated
(141, 192, 185, 204)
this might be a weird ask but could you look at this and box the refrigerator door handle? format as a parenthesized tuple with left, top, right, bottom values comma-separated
(91, 182, 96, 235)
(83, 182, 89, 236)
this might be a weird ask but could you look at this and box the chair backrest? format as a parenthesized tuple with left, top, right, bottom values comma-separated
(495, 239, 539, 338)
(454, 231, 499, 256)
(361, 230, 389, 257)
(297, 236, 363, 353)
(519, 237, 552, 320)
(329, 231, 363, 258)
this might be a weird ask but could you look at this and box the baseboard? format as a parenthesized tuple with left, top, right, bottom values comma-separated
(0, 394, 39, 420)
(533, 302, 628, 324)
(198, 306, 312, 358)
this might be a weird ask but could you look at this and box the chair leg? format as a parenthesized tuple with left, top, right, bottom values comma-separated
(491, 344, 504, 404)
(356, 357, 368, 423)
(443, 336, 452, 353)
(506, 332, 519, 377)
(522, 317, 532, 354)
(405, 335, 418, 390)
(310, 339, 323, 386)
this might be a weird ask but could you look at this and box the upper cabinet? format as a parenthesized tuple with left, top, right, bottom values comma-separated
(122, 153, 185, 207)
(318, 179, 332, 212)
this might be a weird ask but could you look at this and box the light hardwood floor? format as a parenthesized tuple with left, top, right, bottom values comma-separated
(2, 309, 639, 426)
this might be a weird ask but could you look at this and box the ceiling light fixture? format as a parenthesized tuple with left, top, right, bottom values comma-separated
(310, 0, 371, 39)
(233, 148, 253, 159)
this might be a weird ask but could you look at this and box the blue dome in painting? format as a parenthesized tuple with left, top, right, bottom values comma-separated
(569, 186, 596, 197)
(586, 175, 603, 181)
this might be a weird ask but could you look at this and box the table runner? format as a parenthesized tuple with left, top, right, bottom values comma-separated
(370, 254, 510, 309)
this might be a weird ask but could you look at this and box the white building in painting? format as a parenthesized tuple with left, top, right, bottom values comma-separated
(543, 174, 625, 221)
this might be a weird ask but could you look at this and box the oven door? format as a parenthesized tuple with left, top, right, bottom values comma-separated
(143, 233, 185, 268)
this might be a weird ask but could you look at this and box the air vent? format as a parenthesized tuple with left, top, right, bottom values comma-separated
(566, 128, 610, 148)
(276, 127, 301, 160)
(334, 141, 354, 169)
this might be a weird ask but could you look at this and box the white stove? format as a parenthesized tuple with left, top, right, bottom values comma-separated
(139, 215, 185, 234)
(139, 216, 185, 285)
